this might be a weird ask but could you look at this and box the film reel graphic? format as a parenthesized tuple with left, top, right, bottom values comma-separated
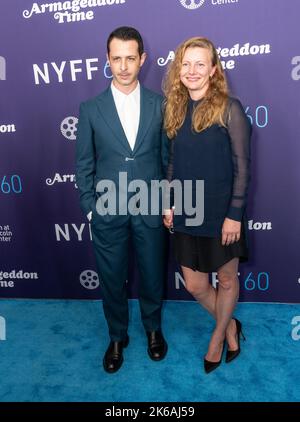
(180, 0, 205, 10)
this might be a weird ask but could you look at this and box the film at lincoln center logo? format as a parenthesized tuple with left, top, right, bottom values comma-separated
(180, 0, 205, 10)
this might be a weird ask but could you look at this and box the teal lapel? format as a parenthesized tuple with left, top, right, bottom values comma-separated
(96, 87, 132, 153)
(133, 86, 155, 154)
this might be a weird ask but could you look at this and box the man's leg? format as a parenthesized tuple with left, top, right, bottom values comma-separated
(131, 217, 168, 360)
(91, 221, 130, 342)
(131, 217, 166, 331)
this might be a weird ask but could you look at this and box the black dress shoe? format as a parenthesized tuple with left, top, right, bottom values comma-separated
(103, 335, 129, 373)
(147, 330, 168, 361)
(225, 318, 246, 363)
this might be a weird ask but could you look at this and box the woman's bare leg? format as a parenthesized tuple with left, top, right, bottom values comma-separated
(205, 258, 239, 362)
(182, 264, 238, 361)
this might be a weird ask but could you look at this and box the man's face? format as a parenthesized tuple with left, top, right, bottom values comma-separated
(107, 38, 146, 91)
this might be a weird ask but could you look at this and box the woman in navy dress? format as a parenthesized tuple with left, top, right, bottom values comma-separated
(163, 37, 251, 373)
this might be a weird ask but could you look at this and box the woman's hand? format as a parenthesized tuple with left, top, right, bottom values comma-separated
(163, 208, 174, 229)
(222, 218, 241, 246)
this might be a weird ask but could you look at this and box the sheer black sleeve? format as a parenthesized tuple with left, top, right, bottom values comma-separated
(226, 98, 252, 221)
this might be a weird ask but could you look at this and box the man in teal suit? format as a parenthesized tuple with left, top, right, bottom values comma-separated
(76, 27, 168, 373)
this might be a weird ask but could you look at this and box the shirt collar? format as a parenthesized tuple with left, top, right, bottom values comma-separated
(111, 81, 140, 104)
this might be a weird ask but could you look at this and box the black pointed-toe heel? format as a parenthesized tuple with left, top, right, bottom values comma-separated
(225, 318, 246, 363)
(204, 342, 225, 374)
(204, 357, 222, 374)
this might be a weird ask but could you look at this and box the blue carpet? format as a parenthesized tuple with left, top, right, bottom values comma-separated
(0, 299, 299, 402)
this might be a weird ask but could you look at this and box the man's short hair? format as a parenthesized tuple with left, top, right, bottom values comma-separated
(107, 26, 144, 57)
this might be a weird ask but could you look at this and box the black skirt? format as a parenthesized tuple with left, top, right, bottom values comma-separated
(173, 228, 248, 273)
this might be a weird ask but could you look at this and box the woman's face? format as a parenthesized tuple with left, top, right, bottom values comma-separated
(180, 47, 216, 98)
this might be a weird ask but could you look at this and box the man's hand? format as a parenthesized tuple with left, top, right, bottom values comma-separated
(163, 208, 174, 230)
(222, 218, 241, 246)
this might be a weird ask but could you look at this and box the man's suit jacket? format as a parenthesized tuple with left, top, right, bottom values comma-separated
(76, 85, 169, 228)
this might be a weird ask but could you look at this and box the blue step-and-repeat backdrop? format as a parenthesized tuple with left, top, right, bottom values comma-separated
(0, 0, 299, 302)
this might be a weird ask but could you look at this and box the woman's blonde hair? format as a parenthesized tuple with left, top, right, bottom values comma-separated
(163, 37, 229, 139)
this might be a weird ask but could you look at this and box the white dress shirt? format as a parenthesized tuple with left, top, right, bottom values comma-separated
(111, 81, 140, 151)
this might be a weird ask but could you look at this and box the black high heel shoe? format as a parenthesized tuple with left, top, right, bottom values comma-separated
(225, 318, 246, 363)
(204, 342, 225, 374)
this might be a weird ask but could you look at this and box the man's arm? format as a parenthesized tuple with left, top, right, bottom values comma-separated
(75, 102, 96, 216)
(161, 129, 169, 178)
(160, 97, 169, 177)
